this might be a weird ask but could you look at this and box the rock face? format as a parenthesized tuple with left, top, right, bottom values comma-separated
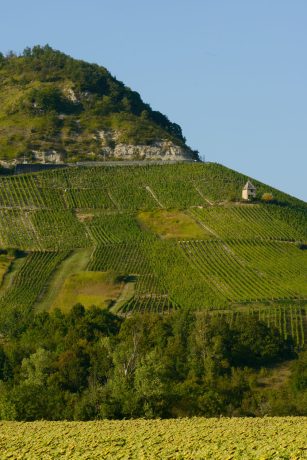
(1, 137, 197, 167)
(32, 151, 63, 163)
(0, 143, 196, 167)
(101, 141, 194, 161)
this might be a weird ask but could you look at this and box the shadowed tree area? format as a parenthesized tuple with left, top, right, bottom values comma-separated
(0, 305, 305, 421)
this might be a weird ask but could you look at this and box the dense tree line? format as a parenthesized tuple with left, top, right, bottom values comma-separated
(0, 305, 305, 420)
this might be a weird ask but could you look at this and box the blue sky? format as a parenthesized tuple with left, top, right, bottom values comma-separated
(1, 0, 306, 201)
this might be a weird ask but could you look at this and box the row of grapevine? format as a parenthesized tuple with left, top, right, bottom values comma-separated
(32, 210, 89, 250)
(256, 304, 306, 347)
(2, 163, 306, 215)
(88, 243, 151, 274)
(87, 242, 177, 313)
(228, 240, 307, 297)
(0, 209, 40, 249)
(64, 188, 116, 210)
(0, 175, 66, 209)
(146, 240, 226, 308)
(215, 305, 307, 347)
(190, 205, 301, 241)
(121, 295, 179, 314)
(134, 274, 166, 296)
(86, 223, 121, 244)
(0, 251, 68, 312)
(179, 240, 301, 303)
(0, 209, 89, 250)
(85, 213, 153, 244)
(228, 239, 304, 269)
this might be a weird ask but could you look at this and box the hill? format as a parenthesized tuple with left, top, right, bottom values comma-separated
(0, 161, 306, 421)
(0, 45, 197, 164)
(0, 161, 306, 345)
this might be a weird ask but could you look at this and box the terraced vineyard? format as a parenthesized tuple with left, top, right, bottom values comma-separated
(179, 239, 307, 302)
(0, 162, 306, 344)
(190, 205, 302, 240)
(0, 417, 306, 459)
(0, 251, 68, 317)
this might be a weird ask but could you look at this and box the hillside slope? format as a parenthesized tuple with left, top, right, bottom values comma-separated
(0, 162, 306, 345)
(0, 45, 197, 164)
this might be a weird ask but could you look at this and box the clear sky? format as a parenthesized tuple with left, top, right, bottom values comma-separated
(1, 0, 306, 201)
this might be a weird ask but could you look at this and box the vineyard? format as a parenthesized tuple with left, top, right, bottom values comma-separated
(213, 304, 307, 348)
(179, 239, 307, 302)
(0, 162, 306, 344)
(0, 251, 68, 318)
(0, 417, 306, 459)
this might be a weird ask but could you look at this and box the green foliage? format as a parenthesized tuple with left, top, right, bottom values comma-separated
(0, 309, 304, 421)
(27, 86, 80, 114)
(291, 351, 307, 391)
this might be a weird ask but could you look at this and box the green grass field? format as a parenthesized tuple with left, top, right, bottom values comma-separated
(0, 417, 306, 459)
(51, 271, 124, 312)
(138, 209, 210, 239)
(0, 162, 306, 343)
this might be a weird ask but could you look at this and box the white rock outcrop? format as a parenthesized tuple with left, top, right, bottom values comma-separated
(111, 141, 192, 160)
(1, 131, 196, 165)
(32, 150, 63, 163)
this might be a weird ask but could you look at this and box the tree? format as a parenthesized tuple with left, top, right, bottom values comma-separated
(21, 348, 53, 386)
(134, 349, 173, 418)
(291, 351, 307, 391)
(22, 47, 32, 57)
(53, 344, 90, 393)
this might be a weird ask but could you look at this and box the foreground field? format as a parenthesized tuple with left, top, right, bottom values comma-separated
(0, 418, 306, 459)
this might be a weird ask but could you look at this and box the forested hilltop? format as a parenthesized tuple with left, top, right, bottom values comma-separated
(0, 45, 197, 163)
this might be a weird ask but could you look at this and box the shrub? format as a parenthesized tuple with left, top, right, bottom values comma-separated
(262, 192, 274, 202)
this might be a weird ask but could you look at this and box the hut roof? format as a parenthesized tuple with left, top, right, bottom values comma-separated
(243, 181, 256, 190)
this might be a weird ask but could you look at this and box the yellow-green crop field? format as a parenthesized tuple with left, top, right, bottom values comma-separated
(0, 417, 306, 459)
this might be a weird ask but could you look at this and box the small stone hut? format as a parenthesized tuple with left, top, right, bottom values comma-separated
(242, 181, 257, 200)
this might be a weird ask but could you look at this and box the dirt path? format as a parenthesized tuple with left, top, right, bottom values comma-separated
(145, 186, 164, 208)
(192, 216, 220, 238)
(111, 281, 135, 314)
(107, 190, 121, 210)
(193, 185, 214, 206)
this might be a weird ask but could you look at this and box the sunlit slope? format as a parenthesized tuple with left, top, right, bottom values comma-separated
(0, 162, 306, 328)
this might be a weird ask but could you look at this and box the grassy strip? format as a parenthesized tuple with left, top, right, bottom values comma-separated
(36, 248, 92, 312)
